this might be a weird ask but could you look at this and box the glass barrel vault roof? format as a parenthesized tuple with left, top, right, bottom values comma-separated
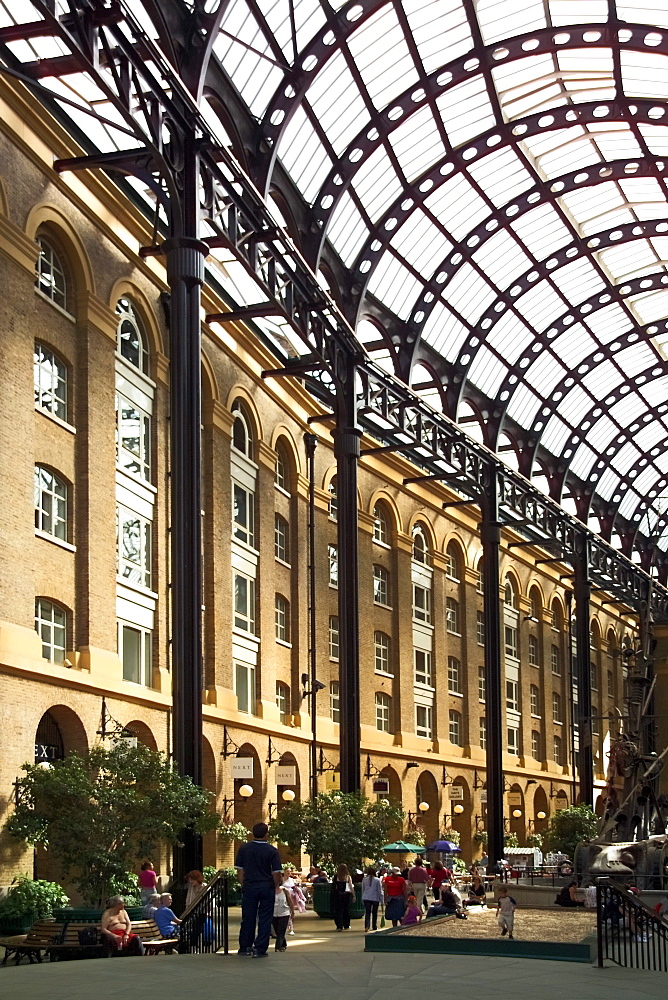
(2, 1, 668, 555)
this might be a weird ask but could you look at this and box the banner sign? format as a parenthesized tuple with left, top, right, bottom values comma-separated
(373, 778, 390, 793)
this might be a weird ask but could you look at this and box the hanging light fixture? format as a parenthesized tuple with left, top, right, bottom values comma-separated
(453, 803, 464, 814)
(282, 788, 296, 801)
(536, 810, 546, 820)
(418, 801, 429, 812)
(238, 784, 253, 798)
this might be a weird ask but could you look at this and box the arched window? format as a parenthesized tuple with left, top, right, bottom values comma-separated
(34, 342, 68, 422)
(35, 598, 68, 664)
(375, 693, 392, 733)
(373, 565, 389, 605)
(504, 578, 518, 609)
(275, 594, 290, 642)
(36, 236, 68, 311)
(445, 542, 460, 580)
(374, 631, 392, 674)
(232, 403, 254, 458)
(35, 710, 64, 763)
(412, 525, 430, 564)
(34, 465, 68, 541)
(116, 298, 149, 375)
(274, 514, 289, 562)
(276, 682, 290, 722)
(530, 589, 542, 620)
(373, 504, 389, 544)
(449, 710, 462, 747)
(275, 444, 289, 492)
(328, 476, 338, 520)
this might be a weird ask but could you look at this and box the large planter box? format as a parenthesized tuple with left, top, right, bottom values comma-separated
(312, 882, 364, 919)
(0, 912, 37, 935)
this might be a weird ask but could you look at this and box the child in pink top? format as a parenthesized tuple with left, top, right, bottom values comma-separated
(401, 895, 422, 925)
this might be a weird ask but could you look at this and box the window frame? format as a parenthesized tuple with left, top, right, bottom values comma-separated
(34, 465, 68, 542)
(530, 683, 540, 716)
(34, 342, 68, 422)
(235, 660, 256, 714)
(35, 598, 67, 664)
(117, 505, 152, 590)
(275, 594, 290, 643)
(552, 691, 562, 724)
(448, 655, 462, 695)
(330, 681, 340, 723)
(446, 597, 460, 635)
(329, 616, 340, 660)
(373, 505, 389, 545)
(115, 392, 151, 482)
(36, 236, 68, 312)
(528, 634, 539, 667)
(116, 297, 149, 375)
(449, 709, 462, 747)
(274, 513, 289, 563)
(375, 692, 392, 733)
(414, 648, 433, 688)
(374, 630, 392, 675)
(328, 544, 338, 588)
(233, 481, 256, 548)
(233, 571, 256, 634)
(412, 582, 431, 623)
(373, 564, 389, 606)
(416, 703, 433, 739)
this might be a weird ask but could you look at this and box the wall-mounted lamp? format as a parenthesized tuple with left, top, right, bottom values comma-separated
(453, 803, 465, 815)
(406, 762, 419, 769)
(523, 615, 539, 623)
(282, 788, 296, 802)
(512, 808, 522, 819)
(418, 801, 429, 813)
(238, 784, 253, 798)
(537, 810, 547, 820)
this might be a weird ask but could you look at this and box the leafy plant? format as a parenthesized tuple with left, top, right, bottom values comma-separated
(202, 866, 241, 892)
(7, 743, 219, 905)
(219, 821, 250, 843)
(269, 791, 404, 870)
(0, 875, 69, 919)
(106, 871, 142, 907)
(504, 832, 519, 848)
(543, 804, 598, 860)
(440, 827, 460, 845)
(525, 833, 543, 849)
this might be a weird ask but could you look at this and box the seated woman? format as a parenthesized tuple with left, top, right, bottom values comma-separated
(100, 896, 144, 956)
(426, 883, 460, 919)
(555, 881, 584, 907)
(467, 876, 487, 906)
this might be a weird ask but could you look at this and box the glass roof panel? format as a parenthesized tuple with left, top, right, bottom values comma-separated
(326, 191, 369, 264)
(421, 303, 470, 360)
(424, 173, 491, 239)
(633, 289, 668, 323)
(621, 51, 668, 99)
(570, 442, 598, 479)
(485, 311, 534, 364)
(305, 52, 370, 155)
(403, 0, 472, 73)
(525, 352, 568, 396)
(551, 258, 605, 303)
(436, 76, 496, 148)
(506, 382, 543, 428)
(612, 441, 643, 476)
(514, 281, 566, 330)
(276, 105, 332, 202)
(616, 1, 668, 29)
(477, 0, 546, 45)
(541, 414, 572, 455)
(510, 205, 572, 260)
(346, 5, 419, 110)
(596, 467, 621, 501)
(390, 211, 453, 273)
(443, 262, 497, 323)
(551, 324, 597, 368)
(467, 345, 509, 397)
(549, 1, 609, 25)
(471, 230, 532, 288)
(352, 146, 404, 219)
(388, 106, 444, 182)
(366, 252, 424, 319)
(588, 413, 618, 451)
(466, 147, 535, 208)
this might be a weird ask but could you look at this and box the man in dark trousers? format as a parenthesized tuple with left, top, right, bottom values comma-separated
(235, 822, 283, 957)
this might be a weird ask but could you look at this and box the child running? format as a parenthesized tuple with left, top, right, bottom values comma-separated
(496, 885, 517, 939)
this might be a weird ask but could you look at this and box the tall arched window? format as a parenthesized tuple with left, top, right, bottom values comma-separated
(232, 402, 254, 458)
(36, 236, 68, 311)
(116, 298, 149, 375)
(373, 504, 389, 544)
(412, 525, 430, 564)
(275, 443, 290, 492)
(328, 476, 338, 520)
(504, 577, 518, 609)
(445, 542, 461, 581)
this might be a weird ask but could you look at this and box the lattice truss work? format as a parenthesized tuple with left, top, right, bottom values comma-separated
(3, 0, 668, 568)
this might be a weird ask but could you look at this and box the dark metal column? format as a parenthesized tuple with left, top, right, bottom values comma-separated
(165, 129, 209, 880)
(334, 354, 362, 793)
(479, 467, 504, 868)
(304, 432, 319, 800)
(574, 532, 594, 806)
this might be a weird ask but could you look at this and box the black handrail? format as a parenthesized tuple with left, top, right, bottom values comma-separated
(179, 870, 229, 955)
(596, 878, 668, 971)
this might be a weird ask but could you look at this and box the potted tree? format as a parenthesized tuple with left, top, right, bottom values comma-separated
(0, 875, 69, 934)
(7, 742, 220, 919)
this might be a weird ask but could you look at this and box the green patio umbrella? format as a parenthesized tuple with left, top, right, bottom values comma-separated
(382, 840, 426, 853)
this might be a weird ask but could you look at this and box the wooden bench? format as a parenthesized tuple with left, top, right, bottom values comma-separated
(47, 922, 106, 960)
(131, 919, 179, 955)
(0, 920, 64, 966)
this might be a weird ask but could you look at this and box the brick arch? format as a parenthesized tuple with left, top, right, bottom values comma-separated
(38, 704, 88, 756)
(124, 719, 158, 751)
(25, 202, 95, 300)
(108, 278, 165, 360)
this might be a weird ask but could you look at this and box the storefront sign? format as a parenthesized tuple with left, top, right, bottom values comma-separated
(232, 757, 254, 779)
(276, 765, 296, 785)
(507, 792, 522, 806)
(325, 770, 340, 790)
(373, 778, 390, 794)
(449, 785, 464, 800)
(480, 789, 487, 803)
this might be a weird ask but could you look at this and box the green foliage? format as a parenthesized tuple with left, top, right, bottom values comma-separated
(504, 832, 519, 848)
(452, 855, 467, 874)
(106, 871, 142, 907)
(525, 833, 543, 849)
(406, 827, 425, 846)
(0, 875, 69, 919)
(7, 743, 218, 905)
(441, 827, 460, 845)
(269, 791, 404, 870)
(218, 821, 250, 843)
(473, 830, 487, 846)
(543, 804, 598, 860)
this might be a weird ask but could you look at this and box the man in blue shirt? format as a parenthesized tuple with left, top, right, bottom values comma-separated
(235, 822, 283, 957)
(154, 893, 182, 937)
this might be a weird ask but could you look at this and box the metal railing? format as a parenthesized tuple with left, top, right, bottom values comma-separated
(597, 879, 668, 971)
(178, 870, 230, 955)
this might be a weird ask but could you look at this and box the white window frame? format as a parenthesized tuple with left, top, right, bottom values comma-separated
(479, 717, 486, 750)
(118, 620, 152, 687)
(445, 544, 460, 581)
(329, 616, 339, 660)
(553, 734, 563, 766)
(507, 725, 520, 756)
(116, 297, 149, 375)
(528, 634, 539, 666)
(233, 481, 255, 548)
(506, 678, 519, 712)
(531, 729, 541, 760)
(117, 505, 152, 590)
(478, 666, 486, 702)
(36, 237, 68, 311)
(448, 656, 462, 695)
(551, 644, 562, 675)
(449, 709, 462, 747)
(552, 691, 562, 724)
(375, 692, 391, 733)
(35, 466, 68, 542)
(413, 583, 431, 623)
(374, 631, 392, 675)
(235, 660, 256, 715)
(276, 681, 289, 721)
(330, 681, 340, 723)
(373, 564, 389, 605)
(234, 571, 256, 634)
(530, 684, 540, 716)
(416, 704, 433, 739)
(274, 513, 289, 563)
(275, 594, 289, 643)
(476, 611, 485, 646)
(446, 597, 460, 635)
(504, 624, 518, 659)
(34, 342, 67, 421)
(328, 544, 338, 587)
(373, 506, 389, 544)
(414, 648, 433, 687)
(35, 598, 67, 664)
(116, 392, 151, 482)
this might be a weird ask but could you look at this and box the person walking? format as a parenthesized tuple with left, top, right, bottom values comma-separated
(331, 863, 354, 931)
(383, 866, 408, 927)
(361, 866, 383, 932)
(235, 822, 283, 957)
(427, 860, 448, 900)
(407, 857, 430, 912)
(137, 861, 159, 905)
(496, 886, 517, 939)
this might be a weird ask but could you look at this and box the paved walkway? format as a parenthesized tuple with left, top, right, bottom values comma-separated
(1, 910, 666, 1000)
